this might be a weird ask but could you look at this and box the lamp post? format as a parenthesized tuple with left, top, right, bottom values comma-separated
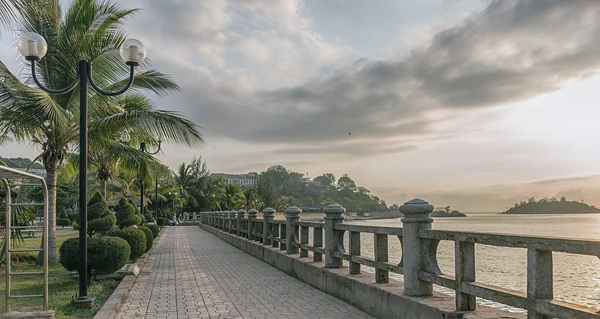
(139, 141, 161, 217)
(155, 179, 160, 220)
(18, 32, 146, 304)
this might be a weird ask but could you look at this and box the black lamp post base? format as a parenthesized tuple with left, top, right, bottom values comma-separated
(70, 296, 94, 309)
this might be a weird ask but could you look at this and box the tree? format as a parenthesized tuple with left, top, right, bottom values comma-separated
(337, 174, 357, 191)
(242, 188, 258, 211)
(222, 183, 243, 210)
(313, 173, 335, 188)
(257, 176, 276, 209)
(0, 0, 203, 264)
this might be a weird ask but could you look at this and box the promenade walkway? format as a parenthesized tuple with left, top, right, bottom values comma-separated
(115, 226, 373, 319)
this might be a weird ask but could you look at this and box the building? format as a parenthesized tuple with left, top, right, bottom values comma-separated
(210, 172, 259, 187)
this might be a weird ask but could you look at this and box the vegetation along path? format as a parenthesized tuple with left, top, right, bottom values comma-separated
(116, 226, 372, 319)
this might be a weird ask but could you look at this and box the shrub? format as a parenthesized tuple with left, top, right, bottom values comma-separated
(73, 222, 80, 231)
(59, 236, 129, 276)
(59, 210, 68, 219)
(146, 224, 160, 238)
(115, 198, 142, 228)
(156, 217, 167, 226)
(144, 214, 155, 223)
(137, 226, 153, 252)
(127, 198, 139, 213)
(106, 228, 147, 261)
(87, 192, 116, 236)
(56, 218, 72, 228)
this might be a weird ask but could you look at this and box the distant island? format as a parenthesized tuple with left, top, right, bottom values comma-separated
(502, 197, 600, 214)
(431, 206, 466, 217)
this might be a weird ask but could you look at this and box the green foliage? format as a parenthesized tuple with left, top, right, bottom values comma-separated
(115, 198, 142, 228)
(137, 226, 154, 252)
(144, 214, 155, 222)
(106, 228, 147, 261)
(127, 198, 139, 214)
(503, 197, 600, 214)
(56, 218, 72, 228)
(87, 192, 116, 236)
(59, 236, 130, 275)
(58, 210, 68, 219)
(73, 222, 80, 231)
(0, 157, 44, 169)
(156, 217, 167, 226)
(146, 224, 160, 238)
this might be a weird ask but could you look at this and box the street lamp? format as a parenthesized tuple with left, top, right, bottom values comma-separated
(19, 32, 146, 304)
(139, 141, 161, 218)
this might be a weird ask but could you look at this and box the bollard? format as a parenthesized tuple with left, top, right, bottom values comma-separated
(262, 207, 275, 245)
(284, 206, 301, 254)
(324, 203, 345, 268)
(400, 198, 434, 296)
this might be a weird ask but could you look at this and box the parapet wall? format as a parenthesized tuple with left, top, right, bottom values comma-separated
(199, 224, 523, 319)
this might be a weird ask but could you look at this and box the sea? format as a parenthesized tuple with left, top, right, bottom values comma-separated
(343, 213, 600, 312)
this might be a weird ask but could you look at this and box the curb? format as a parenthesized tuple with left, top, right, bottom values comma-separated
(93, 229, 164, 319)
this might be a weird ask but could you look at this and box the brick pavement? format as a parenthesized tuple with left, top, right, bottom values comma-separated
(115, 226, 373, 319)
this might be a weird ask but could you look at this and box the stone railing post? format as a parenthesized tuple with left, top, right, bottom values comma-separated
(400, 198, 434, 296)
(284, 206, 301, 254)
(247, 209, 258, 240)
(229, 210, 237, 233)
(237, 209, 246, 237)
(262, 207, 275, 245)
(324, 203, 345, 268)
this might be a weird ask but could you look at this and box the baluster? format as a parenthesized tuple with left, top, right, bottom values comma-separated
(455, 240, 475, 311)
(229, 211, 237, 234)
(262, 208, 275, 245)
(375, 234, 389, 283)
(285, 206, 301, 254)
(313, 227, 323, 262)
(324, 203, 345, 268)
(300, 226, 309, 258)
(272, 223, 280, 248)
(349, 231, 361, 275)
(527, 248, 553, 319)
(280, 224, 287, 251)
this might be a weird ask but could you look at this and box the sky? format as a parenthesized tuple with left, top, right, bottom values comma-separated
(3, 0, 600, 211)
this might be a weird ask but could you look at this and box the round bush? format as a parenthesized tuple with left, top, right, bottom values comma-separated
(59, 238, 80, 271)
(88, 213, 117, 234)
(106, 228, 147, 261)
(87, 192, 116, 236)
(73, 222, 80, 231)
(57, 218, 72, 228)
(59, 236, 130, 275)
(146, 224, 160, 238)
(156, 217, 167, 226)
(137, 226, 153, 252)
(144, 214, 155, 223)
(88, 236, 130, 274)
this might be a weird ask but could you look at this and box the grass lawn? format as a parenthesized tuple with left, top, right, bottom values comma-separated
(0, 234, 120, 318)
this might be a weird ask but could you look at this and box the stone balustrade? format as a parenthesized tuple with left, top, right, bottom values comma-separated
(197, 199, 600, 319)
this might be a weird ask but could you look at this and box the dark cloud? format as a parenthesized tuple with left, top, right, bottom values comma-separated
(131, 0, 600, 155)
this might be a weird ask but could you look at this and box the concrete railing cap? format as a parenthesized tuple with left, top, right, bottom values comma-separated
(323, 203, 346, 214)
(284, 206, 302, 214)
(237, 209, 246, 213)
(262, 207, 276, 214)
(399, 198, 434, 214)
(248, 208, 259, 213)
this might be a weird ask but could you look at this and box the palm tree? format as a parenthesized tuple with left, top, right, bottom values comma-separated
(222, 183, 243, 210)
(0, 0, 202, 264)
(242, 188, 258, 211)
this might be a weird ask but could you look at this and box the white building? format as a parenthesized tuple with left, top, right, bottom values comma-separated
(210, 172, 259, 187)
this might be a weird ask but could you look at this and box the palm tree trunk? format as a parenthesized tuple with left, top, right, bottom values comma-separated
(36, 166, 58, 265)
(100, 179, 107, 199)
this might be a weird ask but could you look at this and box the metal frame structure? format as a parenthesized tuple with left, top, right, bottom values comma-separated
(0, 165, 49, 313)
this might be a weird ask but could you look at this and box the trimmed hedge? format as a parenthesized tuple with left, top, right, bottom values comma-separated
(106, 228, 147, 261)
(115, 198, 142, 228)
(73, 222, 80, 231)
(87, 192, 116, 236)
(59, 236, 130, 275)
(156, 217, 167, 226)
(137, 226, 153, 252)
(56, 218, 72, 228)
(144, 214, 155, 223)
(146, 224, 160, 238)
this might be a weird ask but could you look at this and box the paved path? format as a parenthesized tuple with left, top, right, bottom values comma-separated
(115, 226, 373, 319)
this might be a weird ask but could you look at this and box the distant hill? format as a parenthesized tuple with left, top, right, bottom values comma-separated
(502, 197, 600, 214)
(0, 157, 44, 170)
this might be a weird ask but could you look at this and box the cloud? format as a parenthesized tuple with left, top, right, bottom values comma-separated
(128, 0, 600, 155)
